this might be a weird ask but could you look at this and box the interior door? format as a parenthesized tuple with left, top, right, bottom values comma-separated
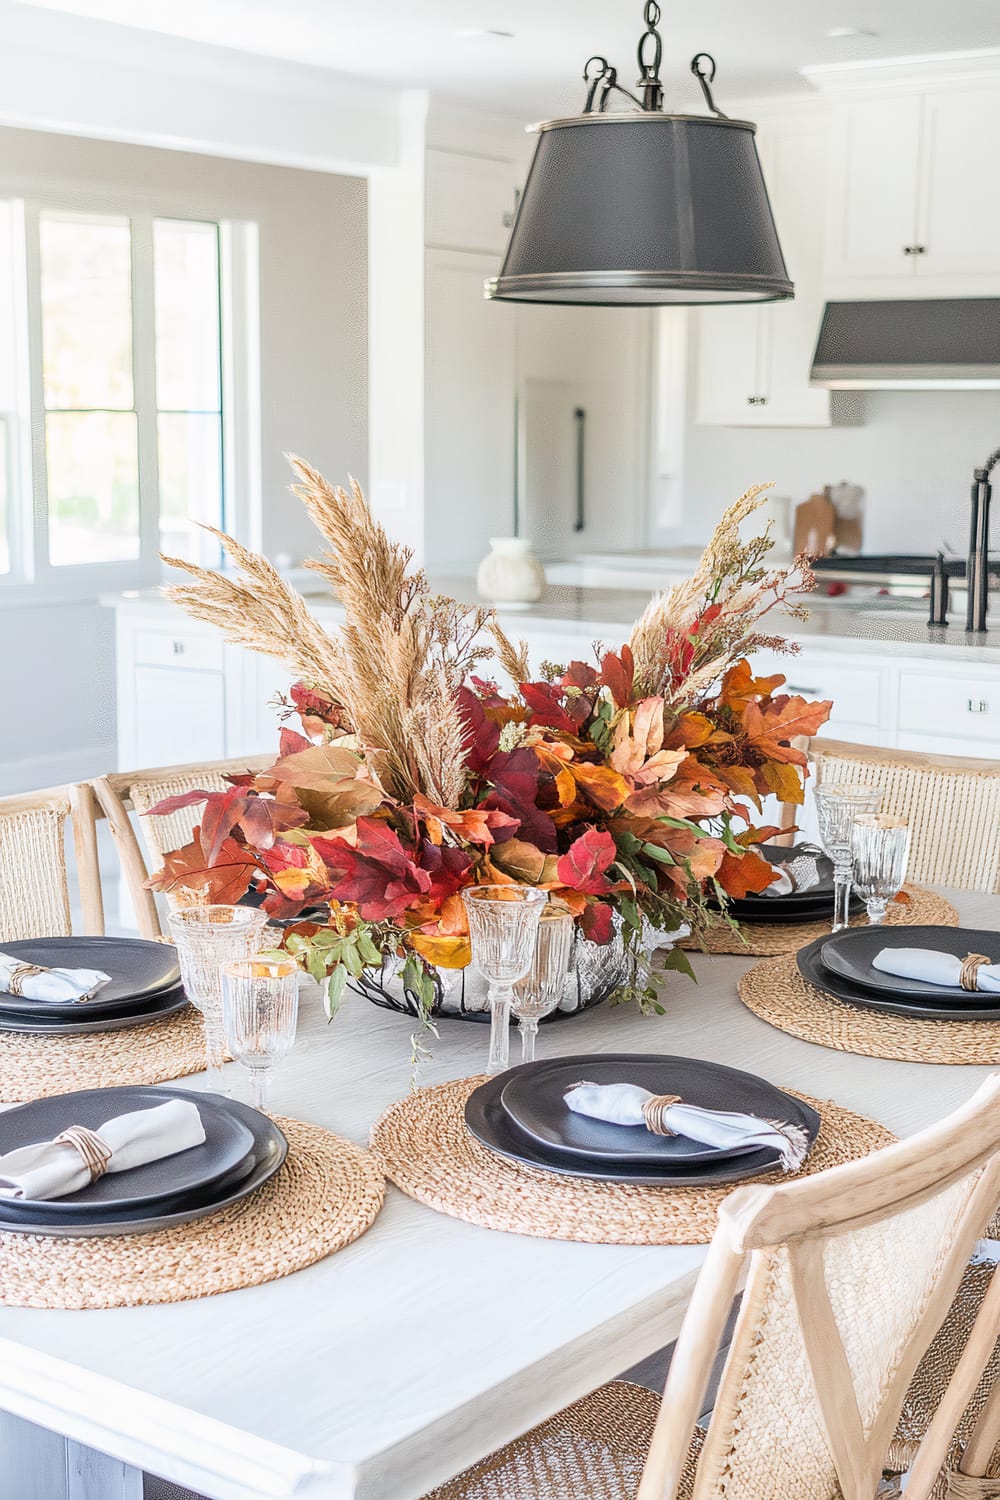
(517, 378, 583, 559)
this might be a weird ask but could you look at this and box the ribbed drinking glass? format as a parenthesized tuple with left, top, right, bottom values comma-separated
(852, 814, 911, 925)
(814, 783, 883, 933)
(222, 956, 299, 1111)
(167, 905, 269, 1093)
(461, 884, 547, 1074)
(511, 901, 575, 1065)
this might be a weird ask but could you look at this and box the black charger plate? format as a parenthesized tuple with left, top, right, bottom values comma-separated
(0, 1086, 255, 1216)
(796, 934, 1000, 1021)
(466, 1061, 820, 1186)
(0, 936, 181, 1017)
(500, 1054, 794, 1166)
(819, 925, 1000, 1002)
(0, 983, 191, 1034)
(0, 1090, 286, 1235)
(717, 844, 863, 924)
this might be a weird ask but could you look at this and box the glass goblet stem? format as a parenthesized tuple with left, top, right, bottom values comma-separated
(487, 984, 513, 1074)
(203, 1003, 228, 1094)
(832, 865, 853, 933)
(519, 1018, 540, 1065)
(250, 1067, 270, 1112)
(866, 897, 889, 925)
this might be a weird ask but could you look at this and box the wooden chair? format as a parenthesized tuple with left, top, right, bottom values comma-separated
(0, 783, 104, 940)
(421, 1075, 1000, 1500)
(785, 738, 1000, 892)
(91, 755, 272, 939)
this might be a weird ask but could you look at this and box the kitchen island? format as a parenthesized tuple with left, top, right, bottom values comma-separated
(103, 580, 1000, 772)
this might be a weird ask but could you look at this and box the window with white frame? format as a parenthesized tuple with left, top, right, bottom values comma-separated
(0, 198, 250, 592)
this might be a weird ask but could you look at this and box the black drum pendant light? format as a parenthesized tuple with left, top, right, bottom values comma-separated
(487, 3, 794, 306)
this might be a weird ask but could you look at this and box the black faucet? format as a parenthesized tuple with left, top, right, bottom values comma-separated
(967, 447, 1000, 632)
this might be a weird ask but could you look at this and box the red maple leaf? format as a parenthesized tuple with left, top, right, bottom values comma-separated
(311, 818, 432, 921)
(580, 900, 615, 944)
(556, 827, 617, 895)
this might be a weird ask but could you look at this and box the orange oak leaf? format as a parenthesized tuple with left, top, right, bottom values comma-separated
(716, 846, 778, 899)
(718, 658, 787, 708)
(741, 696, 833, 766)
(412, 794, 518, 847)
(148, 835, 257, 903)
(568, 762, 631, 812)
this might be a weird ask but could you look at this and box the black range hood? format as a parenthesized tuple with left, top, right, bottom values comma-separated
(811, 298, 1000, 389)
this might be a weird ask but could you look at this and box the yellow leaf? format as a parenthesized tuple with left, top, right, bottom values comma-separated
(409, 933, 471, 969)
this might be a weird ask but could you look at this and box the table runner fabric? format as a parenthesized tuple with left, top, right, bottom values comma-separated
(369, 1075, 895, 1246)
(0, 1006, 209, 1103)
(738, 955, 1000, 1065)
(0, 1117, 385, 1310)
(681, 884, 958, 958)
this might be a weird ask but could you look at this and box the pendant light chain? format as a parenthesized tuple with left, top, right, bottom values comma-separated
(636, 2, 664, 112)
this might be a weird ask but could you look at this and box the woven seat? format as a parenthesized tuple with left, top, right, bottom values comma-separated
(91, 755, 272, 938)
(422, 1078, 1000, 1500)
(805, 740, 1000, 893)
(0, 783, 103, 940)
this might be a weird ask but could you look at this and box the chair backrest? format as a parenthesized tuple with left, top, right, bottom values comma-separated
(91, 755, 273, 938)
(638, 1075, 1000, 1500)
(808, 738, 1000, 893)
(0, 783, 104, 941)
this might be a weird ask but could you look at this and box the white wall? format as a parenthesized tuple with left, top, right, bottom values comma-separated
(659, 346, 1000, 554)
(0, 126, 368, 794)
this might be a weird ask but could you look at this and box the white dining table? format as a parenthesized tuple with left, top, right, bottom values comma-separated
(0, 888, 997, 1500)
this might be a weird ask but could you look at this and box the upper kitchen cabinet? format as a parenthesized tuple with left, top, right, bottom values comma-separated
(425, 149, 520, 256)
(694, 118, 832, 427)
(825, 83, 1000, 290)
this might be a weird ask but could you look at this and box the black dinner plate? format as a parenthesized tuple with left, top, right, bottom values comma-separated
(0, 983, 191, 1034)
(717, 843, 863, 924)
(500, 1054, 783, 1165)
(466, 1059, 820, 1186)
(819, 925, 1000, 1003)
(0, 1086, 255, 1216)
(0, 937, 181, 1017)
(796, 934, 1000, 1021)
(0, 1089, 286, 1235)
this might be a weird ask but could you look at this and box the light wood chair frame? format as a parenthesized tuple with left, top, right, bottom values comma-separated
(91, 755, 272, 940)
(0, 782, 105, 938)
(637, 1074, 1000, 1500)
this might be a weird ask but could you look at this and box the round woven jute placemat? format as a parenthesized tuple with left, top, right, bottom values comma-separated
(739, 956, 1000, 1065)
(683, 884, 958, 958)
(0, 1005, 211, 1104)
(0, 1117, 384, 1310)
(370, 1076, 894, 1246)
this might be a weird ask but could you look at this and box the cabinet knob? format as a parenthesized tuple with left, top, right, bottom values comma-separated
(502, 210, 514, 228)
(746, 395, 767, 406)
(967, 698, 990, 713)
(172, 640, 185, 655)
(903, 244, 928, 256)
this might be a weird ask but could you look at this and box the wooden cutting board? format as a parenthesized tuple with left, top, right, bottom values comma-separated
(793, 493, 837, 557)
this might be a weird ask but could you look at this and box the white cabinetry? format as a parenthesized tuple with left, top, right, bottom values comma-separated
(826, 84, 1000, 290)
(694, 120, 831, 427)
(425, 149, 518, 256)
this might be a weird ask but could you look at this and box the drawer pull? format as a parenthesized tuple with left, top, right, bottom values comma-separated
(967, 698, 990, 714)
(786, 684, 820, 696)
(172, 640, 185, 656)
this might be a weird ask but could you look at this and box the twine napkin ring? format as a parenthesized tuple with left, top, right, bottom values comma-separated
(641, 1094, 683, 1137)
(960, 953, 991, 992)
(5, 963, 46, 996)
(55, 1125, 113, 1182)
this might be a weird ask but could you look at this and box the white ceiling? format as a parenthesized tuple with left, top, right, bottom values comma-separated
(12, 0, 1000, 116)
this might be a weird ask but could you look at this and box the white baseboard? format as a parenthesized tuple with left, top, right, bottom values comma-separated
(0, 741, 118, 797)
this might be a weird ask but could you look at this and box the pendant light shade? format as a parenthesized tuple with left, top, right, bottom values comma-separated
(486, 8, 794, 307)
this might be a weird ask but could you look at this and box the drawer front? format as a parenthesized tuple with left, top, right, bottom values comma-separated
(780, 659, 883, 732)
(898, 670, 1000, 745)
(134, 629, 224, 672)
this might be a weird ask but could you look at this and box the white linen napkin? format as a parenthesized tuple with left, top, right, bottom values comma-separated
(0, 1100, 206, 1200)
(564, 1082, 809, 1172)
(762, 853, 821, 898)
(0, 952, 111, 1003)
(872, 947, 1000, 993)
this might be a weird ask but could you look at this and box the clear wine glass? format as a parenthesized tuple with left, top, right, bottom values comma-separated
(814, 783, 883, 933)
(167, 905, 269, 1093)
(221, 956, 299, 1112)
(461, 884, 547, 1074)
(511, 901, 575, 1065)
(851, 814, 911, 925)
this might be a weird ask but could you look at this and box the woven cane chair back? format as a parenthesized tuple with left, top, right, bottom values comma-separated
(91, 755, 272, 938)
(0, 784, 104, 941)
(639, 1075, 1000, 1500)
(807, 739, 1000, 894)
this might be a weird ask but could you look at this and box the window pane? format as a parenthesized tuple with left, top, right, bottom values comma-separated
(0, 419, 9, 575)
(46, 412, 139, 566)
(153, 220, 221, 411)
(157, 413, 223, 566)
(39, 213, 133, 410)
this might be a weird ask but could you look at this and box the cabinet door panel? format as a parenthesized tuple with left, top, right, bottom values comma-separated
(826, 96, 922, 279)
(918, 87, 1000, 279)
(694, 305, 765, 424)
(425, 151, 517, 255)
(132, 667, 227, 767)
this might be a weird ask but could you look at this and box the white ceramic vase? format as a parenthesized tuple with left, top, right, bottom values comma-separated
(476, 537, 545, 604)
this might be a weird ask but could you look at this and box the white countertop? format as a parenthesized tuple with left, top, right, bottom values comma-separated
(0, 888, 997, 1500)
